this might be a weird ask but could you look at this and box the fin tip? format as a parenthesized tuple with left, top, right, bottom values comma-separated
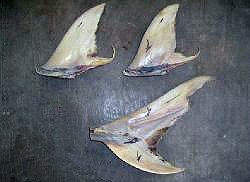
(164, 3, 179, 12)
(97, 3, 106, 10)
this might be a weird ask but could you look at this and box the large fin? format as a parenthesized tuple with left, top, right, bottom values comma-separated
(90, 76, 214, 174)
(107, 142, 184, 174)
(36, 3, 115, 79)
(123, 4, 199, 76)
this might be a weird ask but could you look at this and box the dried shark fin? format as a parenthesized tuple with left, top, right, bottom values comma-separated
(90, 76, 214, 174)
(36, 3, 115, 79)
(123, 4, 199, 76)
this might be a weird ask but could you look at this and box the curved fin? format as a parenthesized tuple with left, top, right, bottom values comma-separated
(90, 76, 214, 174)
(123, 4, 199, 76)
(36, 3, 115, 78)
(107, 142, 184, 174)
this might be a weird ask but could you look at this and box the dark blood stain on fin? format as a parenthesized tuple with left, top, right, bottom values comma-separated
(124, 62, 188, 76)
(148, 146, 157, 155)
(146, 127, 169, 152)
(126, 62, 186, 76)
(76, 65, 88, 70)
(128, 64, 168, 75)
(37, 63, 92, 78)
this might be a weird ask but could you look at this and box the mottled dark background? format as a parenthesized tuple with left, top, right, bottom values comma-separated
(1, 0, 250, 182)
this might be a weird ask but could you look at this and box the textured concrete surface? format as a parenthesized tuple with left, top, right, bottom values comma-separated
(1, 0, 250, 182)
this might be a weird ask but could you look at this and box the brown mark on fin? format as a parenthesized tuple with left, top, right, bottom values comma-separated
(78, 22, 83, 27)
(145, 39, 152, 53)
(146, 127, 169, 153)
(137, 151, 142, 162)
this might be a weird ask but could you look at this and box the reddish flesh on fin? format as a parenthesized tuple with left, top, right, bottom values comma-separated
(76, 65, 89, 70)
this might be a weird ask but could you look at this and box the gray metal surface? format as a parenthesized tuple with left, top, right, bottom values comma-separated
(1, 0, 250, 182)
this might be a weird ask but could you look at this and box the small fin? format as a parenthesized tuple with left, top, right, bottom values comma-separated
(123, 4, 199, 76)
(36, 3, 114, 78)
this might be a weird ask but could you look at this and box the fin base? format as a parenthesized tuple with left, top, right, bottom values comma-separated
(36, 64, 93, 79)
(123, 63, 184, 77)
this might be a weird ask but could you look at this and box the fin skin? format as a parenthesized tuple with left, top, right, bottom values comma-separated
(36, 3, 115, 79)
(90, 76, 214, 174)
(123, 4, 199, 77)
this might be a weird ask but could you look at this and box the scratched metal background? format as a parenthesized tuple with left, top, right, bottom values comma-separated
(1, 0, 250, 182)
